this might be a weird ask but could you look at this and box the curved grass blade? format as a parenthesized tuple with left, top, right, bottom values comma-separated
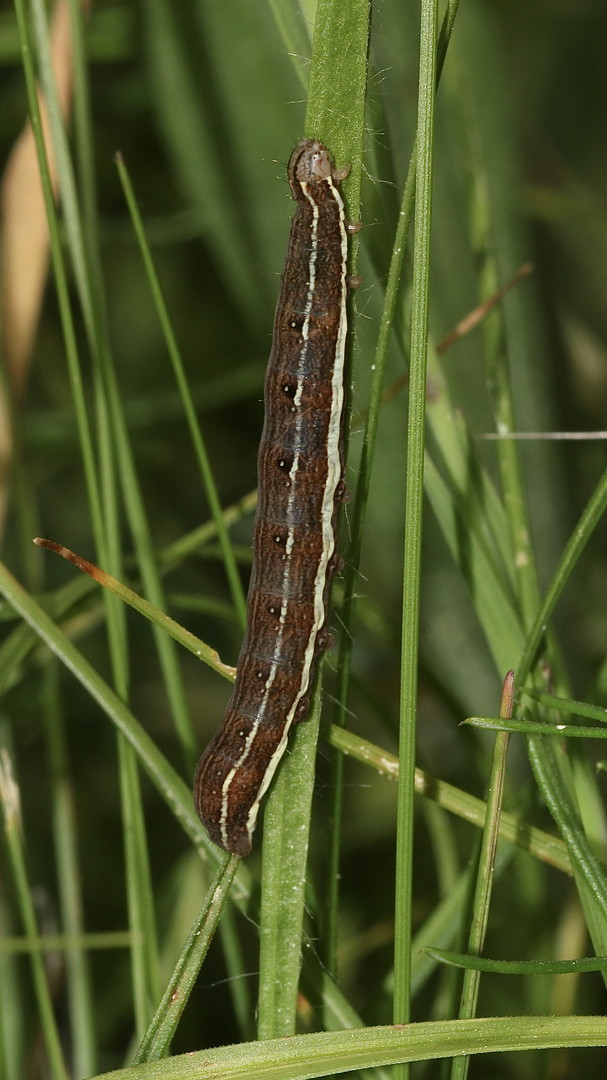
(34, 539, 235, 681)
(426, 950, 607, 977)
(90, 1014, 607, 1080)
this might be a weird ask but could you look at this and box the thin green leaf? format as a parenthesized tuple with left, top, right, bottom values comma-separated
(394, 0, 439, 1045)
(34, 539, 235, 681)
(452, 672, 513, 1080)
(115, 153, 247, 630)
(0, 560, 251, 892)
(258, 688, 321, 1039)
(467, 717, 607, 740)
(134, 855, 239, 1063)
(516, 464, 607, 688)
(90, 1015, 607, 1080)
(0, 751, 69, 1080)
(324, 0, 462, 974)
(521, 691, 607, 727)
(42, 664, 96, 1078)
(426, 949, 607, 976)
(119, 739, 162, 1039)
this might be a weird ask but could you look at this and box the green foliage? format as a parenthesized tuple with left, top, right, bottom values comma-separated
(2, 0, 607, 1077)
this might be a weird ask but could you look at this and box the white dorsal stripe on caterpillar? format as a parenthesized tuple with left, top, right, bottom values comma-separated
(193, 138, 354, 856)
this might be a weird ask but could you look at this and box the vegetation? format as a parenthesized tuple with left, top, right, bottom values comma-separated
(1, 1, 607, 1077)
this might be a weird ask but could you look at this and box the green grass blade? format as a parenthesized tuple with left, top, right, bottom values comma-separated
(427, 950, 607, 977)
(42, 664, 96, 1078)
(119, 739, 162, 1040)
(0, 560, 394, 1051)
(0, 561, 236, 874)
(30, 0, 194, 1019)
(394, 0, 439, 1048)
(305, 1, 368, 172)
(521, 692, 607, 726)
(134, 855, 238, 1063)
(323, 0, 461, 975)
(16, 0, 164, 1051)
(467, 717, 607, 740)
(0, 751, 69, 1080)
(425, 391, 516, 595)
(452, 673, 512, 1080)
(326, 724, 570, 874)
(516, 464, 607, 688)
(527, 738, 607, 919)
(143, 0, 295, 321)
(34, 539, 235, 681)
(255, 0, 370, 1041)
(99, 361, 200, 770)
(33, 0, 199, 775)
(90, 1014, 607, 1080)
(258, 689, 321, 1039)
(0, 933, 134, 955)
(114, 153, 246, 631)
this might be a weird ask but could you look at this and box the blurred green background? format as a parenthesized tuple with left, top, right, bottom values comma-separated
(1, 0, 607, 1075)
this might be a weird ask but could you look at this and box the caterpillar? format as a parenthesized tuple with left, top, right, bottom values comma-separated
(194, 138, 355, 856)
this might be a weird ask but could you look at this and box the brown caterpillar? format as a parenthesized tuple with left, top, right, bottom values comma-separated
(194, 138, 354, 855)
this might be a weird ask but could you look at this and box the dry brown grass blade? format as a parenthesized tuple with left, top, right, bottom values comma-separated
(1, 0, 78, 395)
(0, 0, 91, 541)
